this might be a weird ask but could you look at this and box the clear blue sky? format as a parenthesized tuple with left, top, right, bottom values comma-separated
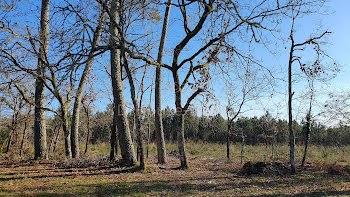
(2, 0, 349, 123)
(90, 0, 350, 124)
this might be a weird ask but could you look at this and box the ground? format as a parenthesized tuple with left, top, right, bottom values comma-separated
(1, 143, 350, 196)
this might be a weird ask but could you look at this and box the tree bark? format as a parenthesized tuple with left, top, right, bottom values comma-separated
(175, 112, 187, 168)
(109, 0, 136, 166)
(154, 0, 172, 164)
(34, 0, 50, 160)
(70, 6, 106, 158)
(61, 106, 72, 158)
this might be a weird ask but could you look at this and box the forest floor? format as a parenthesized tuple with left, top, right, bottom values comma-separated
(1, 143, 350, 196)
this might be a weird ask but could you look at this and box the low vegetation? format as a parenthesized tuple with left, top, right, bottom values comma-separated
(1, 142, 350, 196)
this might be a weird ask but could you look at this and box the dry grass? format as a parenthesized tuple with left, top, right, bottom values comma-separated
(0, 142, 350, 196)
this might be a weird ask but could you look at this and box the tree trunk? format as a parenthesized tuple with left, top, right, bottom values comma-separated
(154, 0, 172, 164)
(109, 0, 136, 166)
(20, 107, 32, 156)
(226, 122, 230, 160)
(302, 88, 313, 167)
(34, 0, 50, 160)
(301, 112, 311, 167)
(240, 128, 245, 164)
(5, 130, 13, 153)
(84, 106, 91, 155)
(61, 106, 72, 159)
(110, 113, 117, 161)
(147, 114, 150, 159)
(288, 41, 296, 174)
(173, 70, 188, 169)
(71, 7, 106, 159)
(48, 124, 59, 153)
(52, 125, 61, 153)
(175, 112, 187, 168)
(123, 54, 145, 169)
(5, 109, 18, 153)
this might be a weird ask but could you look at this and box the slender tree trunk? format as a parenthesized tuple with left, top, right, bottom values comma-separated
(110, 114, 117, 161)
(19, 120, 28, 156)
(123, 54, 145, 169)
(20, 107, 32, 156)
(154, 0, 172, 164)
(301, 112, 311, 167)
(226, 122, 230, 160)
(109, 0, 136, 166)
(288, 40, 296, 174)
(5, 130, 14, 153)
(34, 0, 50, 160)
(5, 109, 18, 153)
(132, 114, 136, 144)
(84, 106, 91, 155)
(241, 128, 245, 164)
(71, 7, 106, 159)
(147, 114, 150, 159)
(302, 86, 313, 167)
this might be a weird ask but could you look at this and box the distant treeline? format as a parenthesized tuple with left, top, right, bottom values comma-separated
(1, 106, 350, 151)
(83, 106, 350, 147)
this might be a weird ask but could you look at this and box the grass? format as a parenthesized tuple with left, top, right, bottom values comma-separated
(1, 142, 350, 196)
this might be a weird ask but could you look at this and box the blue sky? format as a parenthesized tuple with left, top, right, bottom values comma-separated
(2, 0, 349, 123)
(89, 0, 350, 124)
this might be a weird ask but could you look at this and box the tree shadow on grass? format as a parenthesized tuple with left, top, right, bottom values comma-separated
(1, 172, 350, 196)
(0, 165, 141, 181)
(249, 190, 350, 197)
(71, 175, 350, 197)
(1, 161, 350, 196)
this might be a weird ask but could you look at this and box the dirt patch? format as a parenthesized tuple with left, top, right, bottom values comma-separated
(240, 161, 290, 176)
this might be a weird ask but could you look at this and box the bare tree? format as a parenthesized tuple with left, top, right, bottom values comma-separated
(286, 0, 332, 173)
(122, 54, 147, 169)
(33, 0, 50, 160)
(154, 0, 172, 165)
(70, 1, 109, 158)
(109, 0, 136, 165)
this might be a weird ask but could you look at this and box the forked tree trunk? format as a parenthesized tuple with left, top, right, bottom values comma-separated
(34, 0, 50, 160)
(109, 0, 136, 166)
(154, 0, 172, 164)
(71, 4, 106, 158)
